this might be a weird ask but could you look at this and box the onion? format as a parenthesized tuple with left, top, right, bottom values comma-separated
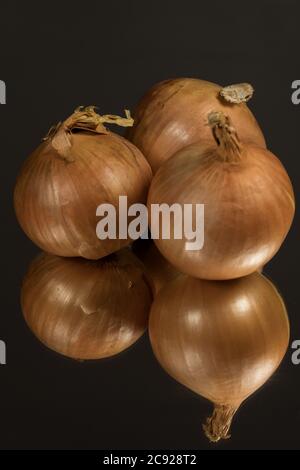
(149, 272, 289, 442)
(21, 249, 152, 360)
(148, 111, 295, 280)
(14, 107, 152, 259)
(128, 79, 266, 172)
(132, 239, 180, 295)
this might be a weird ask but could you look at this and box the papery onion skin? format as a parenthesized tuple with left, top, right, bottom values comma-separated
(128, 78, 266, 173)
(21, 249, 152, 360)
(14, 108, 152, 259)
(149, 272, 290, 442)
(147, 114, 295, 280)
(132, 239, 180, 295)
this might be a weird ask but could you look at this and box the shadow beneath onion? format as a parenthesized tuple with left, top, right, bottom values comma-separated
(149, 270, 290, 443)
(20, 246, 289, 444)
(20, 249, 153, 362)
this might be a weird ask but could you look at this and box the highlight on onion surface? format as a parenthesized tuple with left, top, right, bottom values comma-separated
(149, 272, 290, 442)
(14, 106, 152, 259)
(132, 239, 180, 295)
(147, 111, 295, 280)
(21, 249, 152, 360)
(128, 78, 266, 173)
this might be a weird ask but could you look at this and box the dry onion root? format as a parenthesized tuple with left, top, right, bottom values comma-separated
(148, 111, 295, 280)
(149, 272, 290, 442)
(128, 79, 266, 173)
(14, 106, 152, 259)
(21, 249, 152, 360)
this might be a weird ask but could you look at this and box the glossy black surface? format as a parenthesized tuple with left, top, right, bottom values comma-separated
(0, 0, 299, 450)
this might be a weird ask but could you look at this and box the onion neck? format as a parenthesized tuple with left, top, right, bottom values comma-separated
(203, 403, 239, 442)
(43, 106, 134, 162)
(208, 111, 242, 163)
(219, 83, 254, 104)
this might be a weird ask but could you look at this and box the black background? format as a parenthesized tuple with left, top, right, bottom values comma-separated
(0, 0, 299, 451)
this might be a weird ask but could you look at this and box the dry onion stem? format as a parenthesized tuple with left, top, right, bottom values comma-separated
(21, 249, 152, 360)
(148, 111, 295, 280)
(14, 106, 152, 259)
(45, 107, 134, 161)
(128, 79, 266, 172)
(149, 272, 290, 442)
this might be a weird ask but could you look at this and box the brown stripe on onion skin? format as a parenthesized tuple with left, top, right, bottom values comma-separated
(149, 272, 290, 442)
(21, 249, 153, 360)
(147, 111, 295, 280)
(128, 78, 266, 173)
(14, 107, 152, 259)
